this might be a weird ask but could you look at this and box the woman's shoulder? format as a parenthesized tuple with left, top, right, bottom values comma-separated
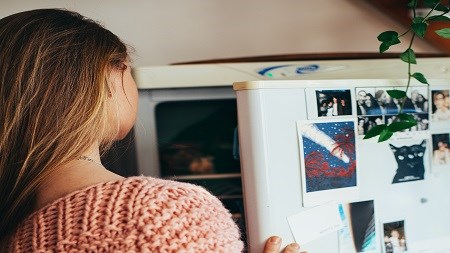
(39, 176, 222, 212)
(9, 176, 243, 252)
(118, 176, 225, 206)
(116, 176, 226, 209)
(118, 176, 244, 251)
(99, 176, 244, 252)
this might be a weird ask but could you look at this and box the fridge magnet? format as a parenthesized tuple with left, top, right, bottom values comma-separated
(338, 200, 377, 253)
(431, 133, 450, 173)
(431, 90, 450, 122)
(297, 119, 359, 207)
(382, 220, 407, 253)
(389, 140, 427, 184)
(315, 89, 352, 117)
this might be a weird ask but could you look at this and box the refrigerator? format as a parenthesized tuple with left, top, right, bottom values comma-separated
(234, 66, 450, 252)
(132, 57, 450, 252)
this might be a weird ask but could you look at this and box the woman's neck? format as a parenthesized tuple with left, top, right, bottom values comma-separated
(35, 143, 124, 211)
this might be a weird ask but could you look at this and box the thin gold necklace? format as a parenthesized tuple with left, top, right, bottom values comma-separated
(78, 155, 103, 166)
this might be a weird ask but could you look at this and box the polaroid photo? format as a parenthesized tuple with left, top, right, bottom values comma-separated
(305, 88, 354, 119)
(430, 89, 450, 133)
(431, 133, 450, 173)
(338, 200, 377, 253)
(297, 119, 359, 207)
(430, 89, 450, 122)
(388, 139, 428, 184)
(382, 220, 408, 253)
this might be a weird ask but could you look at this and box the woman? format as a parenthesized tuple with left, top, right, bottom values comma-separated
(433, 141, 450, 165)
(432, 91, 450, 121)
(0, 9, 302, 253)
(364, 93, 382, 115)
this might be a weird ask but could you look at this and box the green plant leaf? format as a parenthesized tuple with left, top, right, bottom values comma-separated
(388, 121, 417, 132)
(398, 113, 417, 123)
(378, 128, 394, 142)
(363, 124, 387, 139)
(413, 17, 425, 23)
(379, 42, 390, 53)
(408, 0, 418, 8)
(435, 28, 450, 38)
(412, 72, 429, 84)
(412, 18, 428, 38)
(434, 4, 449, 12)
(377, 31, 399, 42)
(400, 48, 417, 64)
(377, 31, 400, 53)
(424, 0, 441, 8)
(429, 15, 450, 21)
(387, 90, 407, 99)
(424, 0, 449, 11)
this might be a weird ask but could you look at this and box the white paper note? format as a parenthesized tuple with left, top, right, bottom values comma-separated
(287, 202, 343, 244)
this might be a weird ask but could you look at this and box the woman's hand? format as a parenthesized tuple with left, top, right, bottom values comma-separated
(263, 236, 306, 253)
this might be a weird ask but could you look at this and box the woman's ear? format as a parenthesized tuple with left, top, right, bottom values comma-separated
(107, 68, 123, 98)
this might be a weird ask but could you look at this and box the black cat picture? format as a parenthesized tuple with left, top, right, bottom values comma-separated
(389, 140, 426, 184)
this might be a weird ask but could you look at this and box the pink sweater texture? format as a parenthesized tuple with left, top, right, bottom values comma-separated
(3, 176, 244, 252)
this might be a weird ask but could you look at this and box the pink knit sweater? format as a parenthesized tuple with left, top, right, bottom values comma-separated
(3, 176, 244, 252)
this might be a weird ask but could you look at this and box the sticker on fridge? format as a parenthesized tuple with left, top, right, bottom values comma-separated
(389, 140, 427, 184)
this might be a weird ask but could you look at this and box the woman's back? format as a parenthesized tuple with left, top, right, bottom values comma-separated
(3, 177, 243, 252)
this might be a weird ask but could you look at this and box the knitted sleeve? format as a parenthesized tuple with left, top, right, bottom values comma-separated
(133, 178, 244, 253)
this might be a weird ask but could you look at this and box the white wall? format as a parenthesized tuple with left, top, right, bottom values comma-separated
(0, 0, 438, 67)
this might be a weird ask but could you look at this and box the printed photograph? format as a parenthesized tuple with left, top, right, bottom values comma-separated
(339, 200, 377, 253)
(410, 113, 429, 131)
(431, 90, 450, 121)
(357, 116, 384, 136)
(356, 86, 429, 116)
(383, 220, 407, 253)
(384, 114, 429, 132)
(432, 133, 450, 166)
(299, 120, 357, 192)
(316, 89, 352, 117)
(407, 87, 429, 114)
(374, 88, 399, 115)
(389, 140, 426, 184)
(356, 87, 397, 116)
(356, 88, 378, 116)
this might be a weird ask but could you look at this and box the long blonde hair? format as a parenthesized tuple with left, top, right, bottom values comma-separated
(0, 9, 128, 238)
